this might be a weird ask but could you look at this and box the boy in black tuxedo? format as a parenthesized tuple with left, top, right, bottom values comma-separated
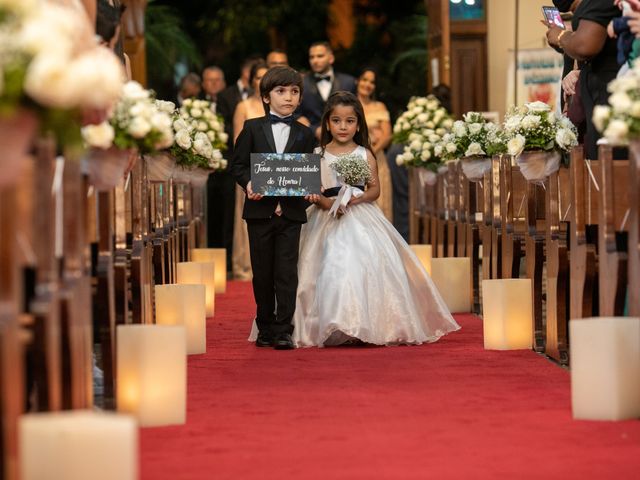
(230, 66, 316, 349)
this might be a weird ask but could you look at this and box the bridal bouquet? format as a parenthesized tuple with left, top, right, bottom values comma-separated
(82, 81, 174, 154)
(327, 152, 371, 217)
(171, 98, 228, 170)
(392, 96, 453, 171)
(503, 101, 578, 181)
(592, 64, 640, 144)
(329, 152, 372, 185)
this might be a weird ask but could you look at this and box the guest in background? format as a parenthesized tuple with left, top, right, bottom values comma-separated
(545, 0, 620, 159)
(208, 57, 260, 273)
(266, 49, 289, 68)
(298, 41, 356, 139)
(357, 67, 393, 222)
(201, 66, 226, 113)
(176, 72, 201, 106)
(231, 60, 269, 280)
(96, 0, 131, 80)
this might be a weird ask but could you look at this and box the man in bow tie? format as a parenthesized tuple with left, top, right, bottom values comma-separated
(298, 41, 356, 140)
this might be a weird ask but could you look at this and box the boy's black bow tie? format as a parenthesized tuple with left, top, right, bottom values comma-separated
(269, 113, 294, 125)
(314, 74, 331, 82)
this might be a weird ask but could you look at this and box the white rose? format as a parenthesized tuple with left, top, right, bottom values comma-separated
(507, 134, 526, 156)
(207, 130, 215, 141)
(408, 132, 421, 142)
(547, 111, 556, 124)
(155, 128, 174, 150)
(521, 114, 541, 130)
(128, 117, 151, 138)
(150, 112, 172, 131)
(24, 51, 76, 108)
(435, 128, 446, 136)
(175, 129, 192, 149)
(453, 121, 466, 137)
(220, 159, 228, 169)
(81, 122, 115, 149)
(425, 121, 435, 129)
(415, 98, 428, 106)
(465, 142, 485, 157)
(416, 113, 429, 123)
(445, 142, 457, 154)
(504, 115, 523, 132)
(122, 81, 149, 101)
(426, 99, 439, 110)
(183, 98, 193, 107)
(173, 118, 189, 132)
(393, 123, 402, 133)
(409, 139, 422, 151)
(603, 119, 629, 143)
(219, 132, 228, 144)
(526, 101, 550, 113)
(468, 123, 482, 135)
(197, 121, 208, 131)
(156, 100, 176, 114)
(422, 142, 432, 151)
(434, 145, 443, 157)
(191, 107, 203, 118)
(555, 128, 577, 150)
(428, 134, 441, 143)
(420, 149, 432, 161)
(442, 118, 454, 129)
(69, 47, 124, 109)
(592, 105, 611, 132)
(210, 159, 221, 169)
(609, 92, 632, 113)
(631, 101, 640, 117)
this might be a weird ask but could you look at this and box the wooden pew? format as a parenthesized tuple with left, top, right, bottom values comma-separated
(522, 180, 546, 353)
(490, 156, 503, 279)
(597, 144, 629, 317)
(500, 156, 527, 279)
(545, 167, 571, 363)
(569, 146, 599, 320)
(629, 141, 640, 316)
(445, 163, 458, 257)
(481, 162, 494, 282)
(460, 166, 483, 312)
(435, 168, 448, 258)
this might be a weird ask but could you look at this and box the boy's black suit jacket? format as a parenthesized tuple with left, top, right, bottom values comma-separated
(230, 116, 316, 223)
(298, 72, 356, 133)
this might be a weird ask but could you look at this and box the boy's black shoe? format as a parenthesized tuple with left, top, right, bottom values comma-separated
(255, 331, 273, 347)
(273, 333, 294, 350)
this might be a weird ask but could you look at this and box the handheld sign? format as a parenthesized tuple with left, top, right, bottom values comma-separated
(250, 153, 321, 196)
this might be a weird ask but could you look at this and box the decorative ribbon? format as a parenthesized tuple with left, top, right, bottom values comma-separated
(328, 184, 364, 217)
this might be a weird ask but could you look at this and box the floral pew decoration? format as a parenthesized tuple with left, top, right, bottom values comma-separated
(502, 101, 578, 183)
(438, 112, 507, 182)
(81, 81, 174, 190)
(592, 66, 640, 145)
(0, 0, 124, 187)
(393, 95, 454, 185)
(170, 98, 228, 187)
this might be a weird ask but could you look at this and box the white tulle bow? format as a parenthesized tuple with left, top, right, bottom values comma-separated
(328, 185, 364, 217)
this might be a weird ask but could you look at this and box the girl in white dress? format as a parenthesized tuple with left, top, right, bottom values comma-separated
(294, 92, 460, 347)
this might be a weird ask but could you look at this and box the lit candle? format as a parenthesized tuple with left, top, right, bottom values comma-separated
(481, 279, 533, 350)
(20, 410, 137, 480)
(176, 261, 215, 317)
(155, 284, 207, 354)
(410, 244, 432, 275)
(117, 325, 186, 426)
(430, 257, 472, 312)
(191, 248, 226, 293)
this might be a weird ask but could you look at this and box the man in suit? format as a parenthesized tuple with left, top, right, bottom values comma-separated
(230, 66, 316, 349)
(298, 41, 356, 140)
(201, 66, 226, 114)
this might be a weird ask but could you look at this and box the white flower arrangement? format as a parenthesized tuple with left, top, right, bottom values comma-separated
(593, 63, 640, 144)
(502, 101, 578, 157)
(392, 95, 453, 170)
(329, 153, 372, 185)
(81, 82, 174, 154)
(170, 98, 228, 170)
(0, 1, 124, 114)
(438, 112, 506, 162)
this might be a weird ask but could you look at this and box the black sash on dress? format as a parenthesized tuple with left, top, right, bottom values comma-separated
(322, 185, 365, 198)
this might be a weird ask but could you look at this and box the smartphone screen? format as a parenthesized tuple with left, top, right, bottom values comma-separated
(542, 6, 566, 29)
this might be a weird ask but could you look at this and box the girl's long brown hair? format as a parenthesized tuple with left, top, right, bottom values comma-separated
(319, 91, 375, 158)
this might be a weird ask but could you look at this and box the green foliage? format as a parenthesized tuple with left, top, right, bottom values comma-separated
(145, 0, 202, 90)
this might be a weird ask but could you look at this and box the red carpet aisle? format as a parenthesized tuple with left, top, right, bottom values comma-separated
(141, 282, 640, 480)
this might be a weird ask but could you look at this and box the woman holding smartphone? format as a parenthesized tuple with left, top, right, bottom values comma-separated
(545, 0, 620, 160)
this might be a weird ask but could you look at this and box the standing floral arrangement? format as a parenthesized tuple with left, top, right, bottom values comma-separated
(592, 65, 640, 144)
(171, 98, 228, 170)
(502, 101, 578, 181)
(392, 95, 453, 171)
(438, 112, 505, 161)
(81, 81, 174, 154)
